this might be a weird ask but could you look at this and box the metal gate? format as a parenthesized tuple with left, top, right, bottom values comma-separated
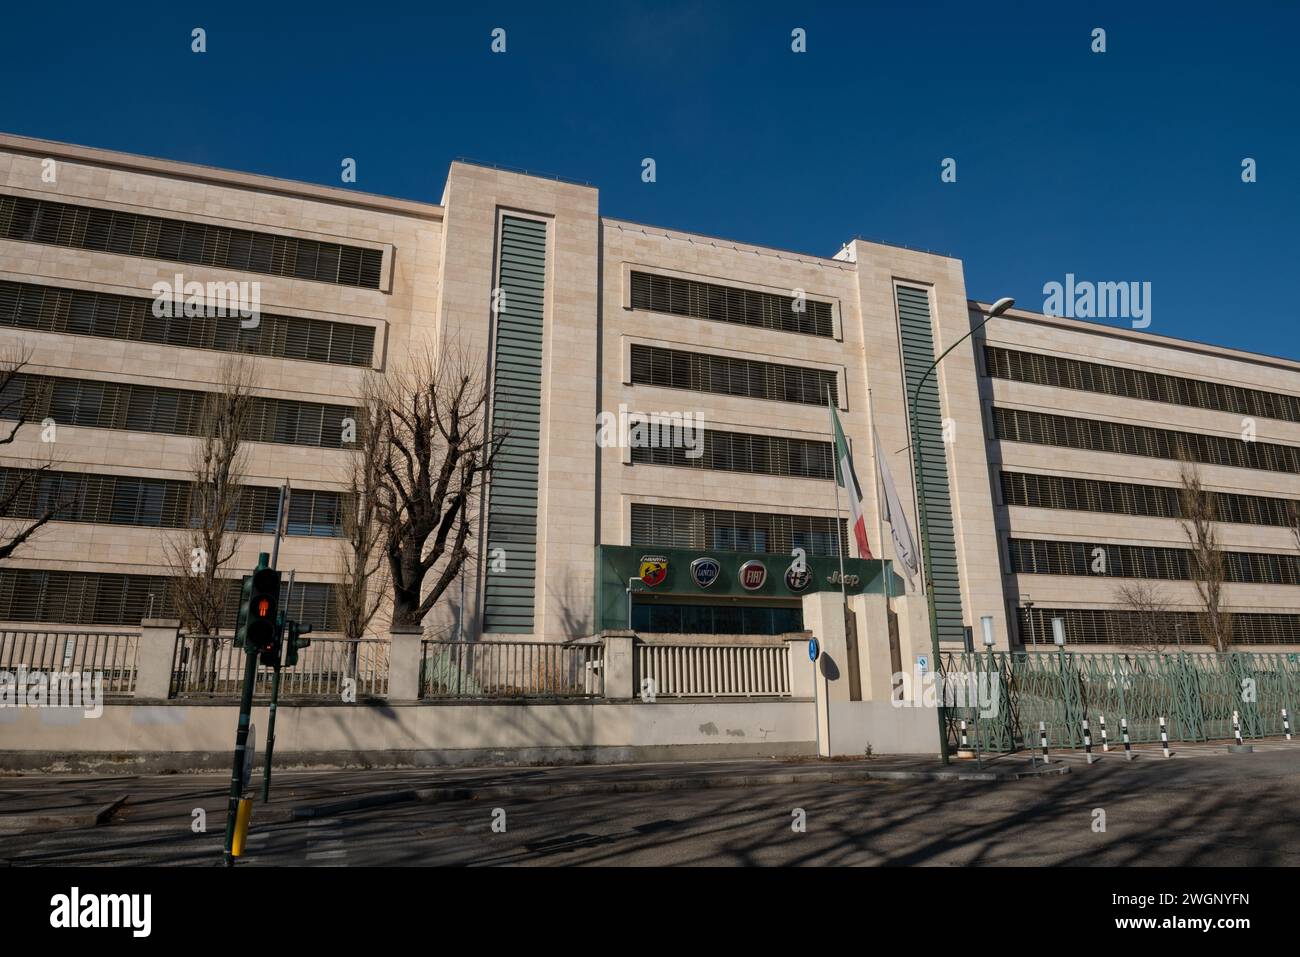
(939, 651, 1300, 752)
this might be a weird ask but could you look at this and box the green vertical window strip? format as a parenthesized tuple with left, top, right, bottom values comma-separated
(896, 285, 965, 645)
(482, 217, 547, 633)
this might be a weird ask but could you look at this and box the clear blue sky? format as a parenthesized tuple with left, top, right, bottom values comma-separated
(2, 1, 1297, 358)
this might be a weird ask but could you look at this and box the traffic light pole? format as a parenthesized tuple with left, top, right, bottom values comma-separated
(224, 552, 271, 867)
(262, 569, 294, 803)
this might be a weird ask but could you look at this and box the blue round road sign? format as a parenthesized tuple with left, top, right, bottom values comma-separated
(808, 638, 820, 661)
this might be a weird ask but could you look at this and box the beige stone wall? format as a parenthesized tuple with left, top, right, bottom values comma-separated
(0, 134, 443, 634)
(430, 163, 600, 642)
(980, 305, 1300, 640)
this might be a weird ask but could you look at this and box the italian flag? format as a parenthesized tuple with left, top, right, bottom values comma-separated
(830, 402, 873, 559)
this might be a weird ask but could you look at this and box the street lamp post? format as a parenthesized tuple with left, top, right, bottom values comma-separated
(910, 297, 1014, 765)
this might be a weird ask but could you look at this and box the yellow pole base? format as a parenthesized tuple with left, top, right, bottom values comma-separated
(231, 798, 253, 857)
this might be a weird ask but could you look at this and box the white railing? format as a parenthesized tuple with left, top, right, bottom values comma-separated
(172, 635, 389, 698)
(421, 640, 604, 699)
(0, 628, 139, 695)
(636, 642, 792, 698)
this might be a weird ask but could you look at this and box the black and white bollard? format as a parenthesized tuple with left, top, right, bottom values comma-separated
(959, 719, 969, 751)
(1099, 713, 1110, 752)
(1159, 717, 1171, 758)
(1121, 717, 1134, 761)
(1228, 710, 1254, 753)
(1038, 721, 1050, 763)
(1082, 718, 1095, 764)
(1283, 708, 1293, 742)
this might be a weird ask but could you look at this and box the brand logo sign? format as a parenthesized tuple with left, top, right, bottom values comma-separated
(784, 562, 812, 593)
(826, 570, 860, 588)
(690, 557, 721, 589)
(639, 556, 669, 587)
(738, 560, 768, 591)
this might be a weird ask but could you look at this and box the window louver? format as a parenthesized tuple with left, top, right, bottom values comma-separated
(629, 343, 838, 406)
(1, 373, 355, 449)
(630, 271, 834, 337)
(630, 503, 848, 556)
(986, 346, 1300, 425)
(994, 407, 1300, 473)
(0, 194, 383, 289)
(1000, 470, 1300, 527)
(0, 279, 375, 366)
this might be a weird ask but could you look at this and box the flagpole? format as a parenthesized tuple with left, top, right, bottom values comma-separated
(868, 387, 893, 607)
(827, 385, 850, 613)
(823, 385, 851, 758)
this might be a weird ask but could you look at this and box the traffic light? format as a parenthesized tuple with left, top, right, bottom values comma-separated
(243, 566, 282, 657)
(284, 620, 313, 668)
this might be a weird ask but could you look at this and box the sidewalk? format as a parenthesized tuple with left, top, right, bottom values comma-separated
(0, 754, 1063, 835)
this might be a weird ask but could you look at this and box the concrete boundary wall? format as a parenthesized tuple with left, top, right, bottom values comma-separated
(0, 696, 939, 773)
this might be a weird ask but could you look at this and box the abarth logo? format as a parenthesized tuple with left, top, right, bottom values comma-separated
(690, 557, 721, 589)
(639, 556, 669, 587)
(739, 560, 767, 591)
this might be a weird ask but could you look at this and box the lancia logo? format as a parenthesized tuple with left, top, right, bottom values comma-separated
(690, 557, 721, 589)
(784, 562, 812, 593)
(738, 560, 767, 591)
(639, 555, 669, 587)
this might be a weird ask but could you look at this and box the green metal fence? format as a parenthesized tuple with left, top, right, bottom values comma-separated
(939, 651, 1300, 753)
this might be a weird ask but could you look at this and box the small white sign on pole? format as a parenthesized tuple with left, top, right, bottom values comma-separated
(242, 724, 257, 792)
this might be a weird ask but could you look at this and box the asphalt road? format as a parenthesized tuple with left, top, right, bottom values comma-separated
(3, 745, 1299, 866)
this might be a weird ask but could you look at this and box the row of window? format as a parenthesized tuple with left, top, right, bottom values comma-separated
(632, 601, 804, 636)
(2, 373, 355, 449)
(994, 407, 1300, 474)
(986, 345, 1300, 424)
(630, 503, 848, 557)
(0, 569, 339, 630)
(0, 279, 375, 367)
(1009, 538, 1300, 586)
(629, 343, 839, 406)
(630, 428, 834, 479)
(630, 271, 834, 338)
(1018, 607, 1300, 646)
(1000, 471, 1299, 527)
(0, 194, 384, 289)
(0, 468, 344, 537)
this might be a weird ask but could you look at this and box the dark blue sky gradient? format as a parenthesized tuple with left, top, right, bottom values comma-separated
(2, 1, 1297, 357)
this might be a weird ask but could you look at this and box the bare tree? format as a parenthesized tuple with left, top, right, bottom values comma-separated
(1177, 457, 1232, 652)
(165, 358, 257, 641)
(0, 346, 73, 560)
(373, 343, 501, 630)
(334, 371, 389, 645)
(1113, 579, 1175, 652)
(1287, 500, 1300, 556)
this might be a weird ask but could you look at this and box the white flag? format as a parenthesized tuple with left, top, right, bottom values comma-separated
(874, 434, 920, 585)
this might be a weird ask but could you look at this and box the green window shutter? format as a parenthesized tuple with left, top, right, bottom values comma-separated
(483, 216, 547, 633)
(897, 285, 965, 645)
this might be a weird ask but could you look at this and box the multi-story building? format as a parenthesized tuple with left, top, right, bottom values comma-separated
(1, 133, 1297, 668)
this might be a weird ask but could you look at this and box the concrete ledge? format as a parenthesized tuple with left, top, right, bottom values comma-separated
(0, 742, 817, 775)
(0, 796, 127, 834)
